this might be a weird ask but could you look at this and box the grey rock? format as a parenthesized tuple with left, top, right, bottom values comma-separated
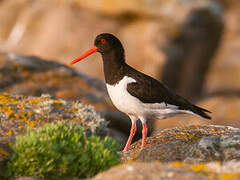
(91, 161, 240, 180)
(121, 125, 240, 163)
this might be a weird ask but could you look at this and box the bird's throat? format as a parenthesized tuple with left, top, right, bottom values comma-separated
(102, 50, 125, 85)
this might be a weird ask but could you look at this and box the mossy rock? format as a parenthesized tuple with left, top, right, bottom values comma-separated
(0, 93, 108, 178)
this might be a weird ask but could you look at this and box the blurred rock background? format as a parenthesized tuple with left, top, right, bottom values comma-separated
(0, 0, 239, 135)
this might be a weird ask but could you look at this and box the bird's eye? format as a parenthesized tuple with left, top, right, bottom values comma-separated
(101, 38, 106, 44)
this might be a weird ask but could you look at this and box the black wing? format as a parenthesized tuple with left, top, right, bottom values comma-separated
(125, 65, 211, 119)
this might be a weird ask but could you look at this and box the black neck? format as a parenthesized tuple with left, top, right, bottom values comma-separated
(102, 49, 126, 85)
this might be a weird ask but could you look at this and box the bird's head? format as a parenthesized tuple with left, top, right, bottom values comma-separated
(69, 33, 124, 65)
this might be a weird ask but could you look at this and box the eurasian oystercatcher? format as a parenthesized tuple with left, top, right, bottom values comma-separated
(69, 33, 211, 152)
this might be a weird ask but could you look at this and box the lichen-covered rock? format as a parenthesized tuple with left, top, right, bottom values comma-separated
(92, 161, 240, 180)
(0, 53, 108, 103)
(121, 125, 240, 163)
(187, 131, 240, 163)
(0, 93, 107, 177)
(0, 93, 106, 136)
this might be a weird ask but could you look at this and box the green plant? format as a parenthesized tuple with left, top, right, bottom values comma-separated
(7, 122, 120, 179)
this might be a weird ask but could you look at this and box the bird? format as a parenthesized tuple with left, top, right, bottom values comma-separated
(69, 33, 211, 152)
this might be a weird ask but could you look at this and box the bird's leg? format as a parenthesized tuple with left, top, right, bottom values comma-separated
(123, 116, 137, 152)
(141, 121, 148, 149)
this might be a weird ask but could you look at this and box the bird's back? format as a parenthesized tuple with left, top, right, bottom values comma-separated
(123, 64, 211, 119)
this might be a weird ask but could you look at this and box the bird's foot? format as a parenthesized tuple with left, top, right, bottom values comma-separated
(122, 148, 128, 152)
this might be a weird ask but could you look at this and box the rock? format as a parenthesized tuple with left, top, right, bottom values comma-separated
(0, 93, 107, 178)
(92, 161, 240, 180)
(93, 125, 240, 180)
(16, 177, 40, 180)
(186, 132, 240, 163)
(121, 125, 240, 163)
(0, 53, 108, 103)
(0, 93, 107, 136)
(0, 0, 120, 78)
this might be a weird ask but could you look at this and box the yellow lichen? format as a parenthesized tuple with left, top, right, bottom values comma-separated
(0, 148, 8, 156)
(4, 131, 12, 136)
(171, 161, 187, 167)
(220, 173, 240, 179)
(26, 120, 36, 128)
(190, 163, 206, 172)
(0, 94, 16, 104)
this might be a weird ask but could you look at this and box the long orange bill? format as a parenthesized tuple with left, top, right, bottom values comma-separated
(69, 46, 98, 65)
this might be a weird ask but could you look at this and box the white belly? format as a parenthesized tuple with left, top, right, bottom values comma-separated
(106, 76, 186, 119)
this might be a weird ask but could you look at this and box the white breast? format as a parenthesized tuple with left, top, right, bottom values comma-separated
(106, 76, 144, 116)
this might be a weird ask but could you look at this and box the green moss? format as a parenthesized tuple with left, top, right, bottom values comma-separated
(6, 122, 120, 179)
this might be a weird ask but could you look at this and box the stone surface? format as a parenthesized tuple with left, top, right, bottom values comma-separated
(0, 93, 107, 158)
(0, 93, 109, 178)
(121, 125, 240, 163)
(0, 52, 108, 103)
(16, 177, 40, 180)
(93, 125, 240, 180)
(92, 161, 240, 180)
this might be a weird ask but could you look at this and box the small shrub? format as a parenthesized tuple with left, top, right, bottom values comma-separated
(7, 122, 120, 179)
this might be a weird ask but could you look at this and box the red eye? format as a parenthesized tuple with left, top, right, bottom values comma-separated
(101, 38, 106, 44)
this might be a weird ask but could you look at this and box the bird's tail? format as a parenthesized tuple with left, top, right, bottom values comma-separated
(190, 105, 211, 119)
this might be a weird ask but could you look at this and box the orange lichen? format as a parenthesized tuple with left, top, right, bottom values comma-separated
(171, 161, 187, 167)
(190, 163, 206, 172)
(4, 131, 13, 136)
(0, 148, 8, 156)
(220, 173, 240, 179)
(26, 120, 36, 128)
(0, 94, 17, 104)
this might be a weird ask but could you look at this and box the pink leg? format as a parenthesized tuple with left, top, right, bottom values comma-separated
(123, 121, 136, 152)
(141, 122, 148, 149)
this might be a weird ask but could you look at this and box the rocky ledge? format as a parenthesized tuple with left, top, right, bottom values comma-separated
(122, 125, 240, 163)
(93, 125, 240, 180)
(92, 161, 240, 180)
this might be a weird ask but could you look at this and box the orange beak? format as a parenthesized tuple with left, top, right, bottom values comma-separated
(69, 46, 98, 65)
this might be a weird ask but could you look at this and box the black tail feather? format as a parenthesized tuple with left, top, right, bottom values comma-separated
(191, 105, 212, 119)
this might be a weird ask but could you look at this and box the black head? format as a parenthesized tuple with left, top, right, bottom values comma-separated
(94, 33, 124, 55)
(69, 33, 125, 65)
